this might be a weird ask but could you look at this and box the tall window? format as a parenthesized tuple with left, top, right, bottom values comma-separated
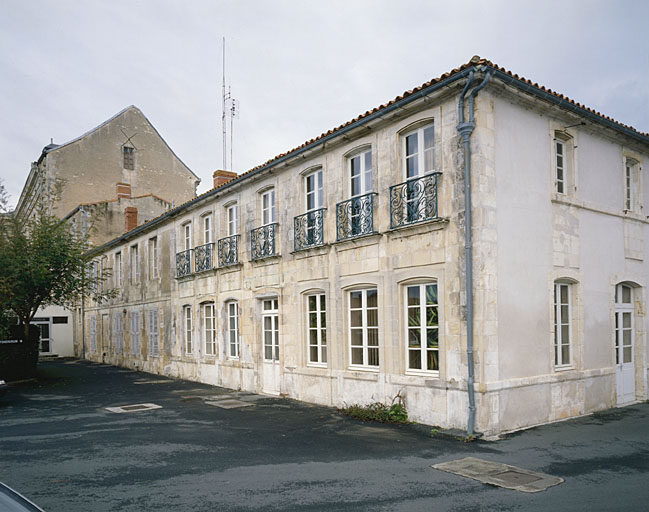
(149, 237, 158, 279)
(307, 294, 327, 365)
(149, 309, 159, 356)
(123, 146, 134, 170)
(615, 284, 634, 365)
(114, 251, 122, 286)
(403, 123, 434, 179)
(553, 132, 573, 195)
(203, 302, 216, 356)
(624, 158, 639, 212)
(130, 244, 139, 284)
(130, 312, 140, 355)
(183, 305, 193, 354)
(227, 204, 238, 236)
(227, 301, 239, 358)
(555, 139, 566, 194)
(261, 189, 276, 225)
(554, 282, 572, 367)
(349, 289, 379, 367)
(305, 169, 324, 211)
(262, 298, 279, 361)
(115, 314, 123, 354)
(203, 214, 213, 244)
(183, 223, 192, 251)
(349, 149, 372, 197)
(405, 283, 439, 372)
(90, 316, 97, 351)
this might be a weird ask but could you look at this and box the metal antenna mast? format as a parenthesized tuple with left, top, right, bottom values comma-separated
(221, 37, 239, 172)
(221, 37, 226, 170)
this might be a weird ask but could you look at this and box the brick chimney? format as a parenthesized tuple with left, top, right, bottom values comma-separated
(213, 170, 238, 188)
(116, 182, 131, 199)
(125, 207, 138, 232)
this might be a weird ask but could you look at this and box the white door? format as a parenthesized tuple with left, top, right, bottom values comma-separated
(261, 298, 280, 395)
(31, 319, 51, 354)
(615, 284, 635, 405)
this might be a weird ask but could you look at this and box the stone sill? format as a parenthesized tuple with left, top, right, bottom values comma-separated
(217, 263, 243, 274)
(386, 217, 449, 238)
(251, 255, 281, 267)
(290, 244, 330, 258)
(333, 232, 382, 251)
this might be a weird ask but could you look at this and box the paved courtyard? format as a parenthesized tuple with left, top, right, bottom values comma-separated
(1, 360, 648, 511)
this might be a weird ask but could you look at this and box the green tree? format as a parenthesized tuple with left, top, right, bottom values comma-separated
(0, 179, 113, 344)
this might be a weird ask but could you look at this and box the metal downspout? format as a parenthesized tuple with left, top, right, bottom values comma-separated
(456, 69, 491, 436)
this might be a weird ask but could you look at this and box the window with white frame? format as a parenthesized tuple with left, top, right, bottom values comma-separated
(348, 288, 379, 367)
(227, 204, 238, 236)
(553, 282, 572, 367)
(203, 214, 213, 244)
(90, 316, 97, 351)
(149, 309, 159, 356)
(553, 132, 573, 195)
(261, 189, 276, 225)
(130, 244, 139, 284)
(182, 222, 192, 251)
(307, 294, 327, 365)
(227, 301, 239, 358)
(403, 123, 434, 179)
(114, 251, 122, 287)
(405, 283, 439, 372)
(99, 256, 108, 292)
(624, 158, 640, 212)
(115, 314, 123, 353)
(183, 305, 193, 354)
(615, 283, 634, 365)
(305, 169, 324, 211)
(202, 302, 216, 356)
(149, 237, 158, 279)
(349, 149, 372, 197)
(262, 298, 279, 361)
(130, 311, 140, 355)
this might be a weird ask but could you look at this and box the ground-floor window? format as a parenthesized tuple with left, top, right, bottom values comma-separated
(615, 283, 634, 365)
(115, 314, 123, 354)
(262, 298, 279, 361)
(554, 282, 572, 367)
(405, 282, 439, 372)
(183, 305, 193, 354)
(90, 316, 97, 352)
(307, 294, 327, 365)
(227, 301, 239, 358)
(131, 312, 140, 355)
(203, 303, 216, 356)
(149, 309, 159, 356)
(348, 288, 379, 368)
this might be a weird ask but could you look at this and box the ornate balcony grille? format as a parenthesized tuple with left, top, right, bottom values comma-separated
(194, 243, 214, 273)
(389, 172, 441, 229)
(217, 235, 239, 267)
(336, 193, 377, 241)
(175, 249, 192, 278)
(251, 223, 278, 260)
(294, 208, 325, 251)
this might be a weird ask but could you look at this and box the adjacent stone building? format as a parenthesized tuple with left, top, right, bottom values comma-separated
(14, 106, 200, 356)
(79, 57, 649, 435)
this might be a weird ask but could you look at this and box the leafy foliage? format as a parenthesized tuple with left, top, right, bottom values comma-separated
(341, 394, 409, 424)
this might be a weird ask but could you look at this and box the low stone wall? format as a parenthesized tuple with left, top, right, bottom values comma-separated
(0, 326, 40, 381)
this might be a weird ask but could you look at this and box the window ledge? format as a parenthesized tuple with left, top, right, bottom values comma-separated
(217, 263, 243, 273)
(333, 232, 382, 251)
(290, 244, 330, 257)
(307, 362, 328, 369)
(405, 370, 440, 378)
(386, 218, 449, 238)
(553, 365, 574, 372)
(347, 366, 380, 376)
(251, 255, 281, 266)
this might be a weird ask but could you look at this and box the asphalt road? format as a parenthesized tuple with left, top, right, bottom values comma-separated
(1, 361, 648, 511)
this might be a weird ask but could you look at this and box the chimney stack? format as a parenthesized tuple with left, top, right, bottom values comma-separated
(116, 182, 132, 199)
(213, 169, 238, 188)
(125, 207, 138, 232)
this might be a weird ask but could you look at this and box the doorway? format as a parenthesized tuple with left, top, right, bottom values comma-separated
(261, 298, 280, 395)
(614, 283, 636, 405)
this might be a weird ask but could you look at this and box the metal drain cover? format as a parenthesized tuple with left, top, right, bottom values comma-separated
(105, 403, 162, 413)
(433, 457, 563, 493)
(205, 399, 254, 409)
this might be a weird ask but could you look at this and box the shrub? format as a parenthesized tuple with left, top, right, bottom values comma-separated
(341, 395, 409, 424)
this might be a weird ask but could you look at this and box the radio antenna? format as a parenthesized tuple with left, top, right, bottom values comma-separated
(221, 37, 239, 172)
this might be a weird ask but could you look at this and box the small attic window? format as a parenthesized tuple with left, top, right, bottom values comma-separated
(123, 147, 135, 170)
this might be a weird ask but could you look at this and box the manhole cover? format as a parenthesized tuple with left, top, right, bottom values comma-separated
(205, 399, 254, 409)
(105, 403, 162, 413)
(433, 457, 563, 493)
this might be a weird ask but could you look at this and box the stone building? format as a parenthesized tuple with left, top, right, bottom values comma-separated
(14, 105, 200, 356)
(79, 57, 649, 435)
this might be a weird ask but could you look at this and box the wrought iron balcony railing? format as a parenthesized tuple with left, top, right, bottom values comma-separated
(251, 223, 278, 260)
(217, 235, 239, 267)
(194, 243, 214, 273)
(389, 172, 441, 229)
(294, 208, 325, 251)
(336, 193, 377, 241)
(176, 249, 192, 278)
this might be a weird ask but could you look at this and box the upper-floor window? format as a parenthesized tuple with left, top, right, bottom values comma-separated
(403, 123, 434, 179)
(114, 251, 122, 287)
(261, 189, 276, 225)
(182, 222, 192, 251)
(305, 169, 323, 211)
(203, 214, 213, 244)
(123, 146, 134, 170)
(130, 244, 139, 284)
(148, 237, 158, 279)
(553, 132, 574, 195)
(624, 158, 640, 212)
(349, 148, 372, 197)
(227, 204, 238, 236)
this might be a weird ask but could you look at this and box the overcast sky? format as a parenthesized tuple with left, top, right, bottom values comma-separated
(1, 0, 648, 207)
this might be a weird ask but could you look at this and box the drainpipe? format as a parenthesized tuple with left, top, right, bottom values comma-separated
(456, 68, 492, 436)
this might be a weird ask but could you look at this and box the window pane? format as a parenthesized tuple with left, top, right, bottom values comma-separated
(425, 284, 437, 305)
(350, 310, 363, 327)
(351, 347, 363, 365)
(427, 329, 438, 348)
(407, 286, 420, 306)
(368, 347, 379, 366)
(622, 286, 631, 303)
(427, 351, 439, 371)
(367, 309, 378, 327)
(265, 345, 272, 360)
(408, 329, 420, 347)
(623, 312, 631, 329)
(320, 312, 326, 328)
(309, 330, 318, 344)
(623, 347, 632, 363)
(321, 329, 326, 345)
(561, 344, 570, 364)
(623, 329, 631, 346)
(310, 346, 318, 362)
(350, 291, 362, 309)
(321, 346, 327, 363)
(561, 325, 570, 344)
(406, 133, 418, 157)
(351, 329, 363, 346)
(367, 328, 378, 346)
(426, 306, 438, 327)
(560, 285, 568, 303)
(409, 350, 421, 370)
(561, 305, 569, 321)
(320, 295, 326, 310)
(309, 313, 318, 329)
(366, 289, 377, 308)
(408, 308, 420, 327)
